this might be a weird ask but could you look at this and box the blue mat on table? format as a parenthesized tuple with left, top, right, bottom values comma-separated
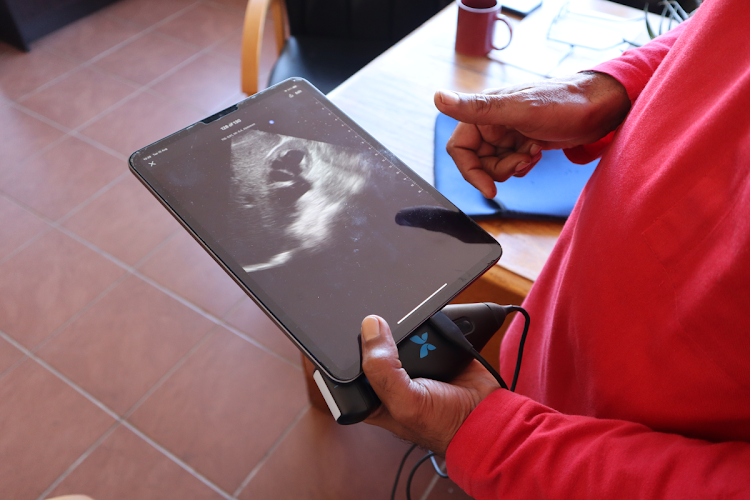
(434, 113, 598, 220)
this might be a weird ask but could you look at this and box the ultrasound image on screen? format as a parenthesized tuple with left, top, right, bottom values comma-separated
(134, 82, 498, 381)
(229, 130, 371, 273)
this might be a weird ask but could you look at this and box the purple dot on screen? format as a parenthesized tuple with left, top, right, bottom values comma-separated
(269, 120, 275, 124)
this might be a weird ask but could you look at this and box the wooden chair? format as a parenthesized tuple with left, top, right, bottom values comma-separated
(241, 0, 288, 96)
(240, 0, 452, 95)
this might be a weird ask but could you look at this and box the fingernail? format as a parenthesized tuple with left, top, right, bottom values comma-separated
(514, 161, 530, 174)
(362, 316, 381, 342)
(438, 90, 460, 106)
(530, 144, 542, 156)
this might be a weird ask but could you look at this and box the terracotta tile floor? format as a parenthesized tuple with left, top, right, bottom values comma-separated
(0, 1, 474, 498)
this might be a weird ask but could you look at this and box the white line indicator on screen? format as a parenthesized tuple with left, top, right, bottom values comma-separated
(397, 283, 448, 325)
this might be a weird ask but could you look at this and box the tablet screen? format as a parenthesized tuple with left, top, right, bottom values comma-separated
(130, 79, 501, 382)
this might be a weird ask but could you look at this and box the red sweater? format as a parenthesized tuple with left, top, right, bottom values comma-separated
(446, 1, 750, 498)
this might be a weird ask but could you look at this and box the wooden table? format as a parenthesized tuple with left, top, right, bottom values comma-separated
(302, 0, 655, 405)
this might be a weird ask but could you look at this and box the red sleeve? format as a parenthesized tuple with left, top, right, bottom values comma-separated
(446, 390, 750, 500)
(564, 23, 687, 164)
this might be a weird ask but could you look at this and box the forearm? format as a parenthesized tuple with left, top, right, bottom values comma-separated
(447, 390, 750, 500)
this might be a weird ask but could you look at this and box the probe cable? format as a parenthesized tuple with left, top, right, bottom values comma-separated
(405, 452, 439, 500)
(505, 305, 531, 392)
(391, 305, 531, 500)
(391, 443, 417, 500)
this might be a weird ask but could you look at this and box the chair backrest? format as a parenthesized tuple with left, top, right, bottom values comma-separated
(284, 0, 453, 41)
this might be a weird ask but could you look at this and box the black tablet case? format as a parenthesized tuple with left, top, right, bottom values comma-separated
(434, 113, 599, 220)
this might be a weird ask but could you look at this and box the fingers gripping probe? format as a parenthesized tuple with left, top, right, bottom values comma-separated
(313, 303, 528, 425)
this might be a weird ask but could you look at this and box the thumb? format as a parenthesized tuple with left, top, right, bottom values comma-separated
(360, 316, 419, 411)
(434, 89, 525, 127)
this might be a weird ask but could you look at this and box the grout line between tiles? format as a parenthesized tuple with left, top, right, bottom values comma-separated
(0, 186, 300, 371)
(66, 59, 199, 132)
(0, 105, 71, 166)
(16, 44, 136, 102)
(41, 329, 221, 497)
(4, 101, 69, 134)
(55, 222, 302, 371)
(0, 5, 297, 499)
(6, 7, 247, 171)
(4, 101, 128, 168)
(101, 6, 199, 42)
(85, 2, 199, 65)
(69, 131, 130, 161)
(12, 0, 239, 150)
(0, 329, 235, 500)
(30, 272, 130, 355)
(0, 202, 55, 268)
(206, 32, 245, 66)
(136, 26, 243, 93)
(133, 269, 303, 371)
(17, 1, 203, 102)
(34, 421, 122, 500)
(18, 36, 140, 102)
(232, 404, 312, 498)
(54, 171, 131, 224)
(202, 0, 248, 16)
(80, 6, 245, 113)
(131, 230, 182, 268)
(13, 84, 143, 151)
(1, 163, 127, 276)
(63, 24, 241, 131)
(0, 354, 28, 383)
(120, 328, 217, 419)
(92, 9, 246, 92)
(0, 330, 121, 421)
(220, 294, 251, 322)
(11, 63, 84, 104)
(122, 420, 235, 500)
(419, 472, 442, 500)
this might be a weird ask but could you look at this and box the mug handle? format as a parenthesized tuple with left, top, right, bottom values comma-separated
(492, 14, 513, 51)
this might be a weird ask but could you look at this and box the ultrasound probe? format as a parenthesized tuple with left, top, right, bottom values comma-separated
(313, 302, 530, 425)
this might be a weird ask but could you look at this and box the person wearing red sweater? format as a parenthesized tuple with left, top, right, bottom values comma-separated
(359, 0, 750, 497)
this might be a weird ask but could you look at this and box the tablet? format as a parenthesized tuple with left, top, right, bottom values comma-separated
(129, 78, 501, 382)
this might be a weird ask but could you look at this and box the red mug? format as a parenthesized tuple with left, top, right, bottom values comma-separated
(455, 0, 513, 56)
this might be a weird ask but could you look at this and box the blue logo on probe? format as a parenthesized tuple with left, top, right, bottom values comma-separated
(410, 332, 436, 359)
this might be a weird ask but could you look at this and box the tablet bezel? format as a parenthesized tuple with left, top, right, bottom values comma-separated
(129, 78, 502, 383)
